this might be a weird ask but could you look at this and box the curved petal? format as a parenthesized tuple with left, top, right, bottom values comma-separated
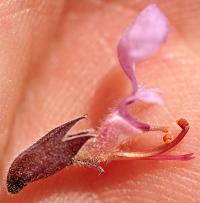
(117, 4, 169, 86)
(115, 87, 163, 132)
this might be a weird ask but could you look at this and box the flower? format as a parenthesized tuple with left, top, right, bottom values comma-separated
(101, 4, 194, 161)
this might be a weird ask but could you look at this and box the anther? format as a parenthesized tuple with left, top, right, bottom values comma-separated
(163, 134, 173, 144)
(176, 118, 189, 129)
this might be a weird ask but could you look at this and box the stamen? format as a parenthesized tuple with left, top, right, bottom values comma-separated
(116, 118, 192, 160)
(149, 125, 169, 133)
(144, 118, 190, 156)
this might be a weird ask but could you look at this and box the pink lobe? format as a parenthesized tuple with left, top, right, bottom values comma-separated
(134, 88, 163, 104)
(117, 4, 169, 82)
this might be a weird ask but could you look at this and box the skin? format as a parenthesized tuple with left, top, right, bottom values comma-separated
(0, 0, 199, 202)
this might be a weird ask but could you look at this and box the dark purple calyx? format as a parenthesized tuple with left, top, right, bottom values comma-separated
(7, 116, 92, 194)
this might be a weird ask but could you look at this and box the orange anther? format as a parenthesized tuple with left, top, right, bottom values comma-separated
(176, 118, 189, 129)
(163, 134, 173, 144)
(161, 127, 169, 133)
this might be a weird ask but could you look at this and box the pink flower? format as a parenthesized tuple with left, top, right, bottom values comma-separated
(95, 4, 194, 161)
(75, 4, 194, 164)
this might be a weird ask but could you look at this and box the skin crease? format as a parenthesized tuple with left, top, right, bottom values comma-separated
(0, 0, 199, 202)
